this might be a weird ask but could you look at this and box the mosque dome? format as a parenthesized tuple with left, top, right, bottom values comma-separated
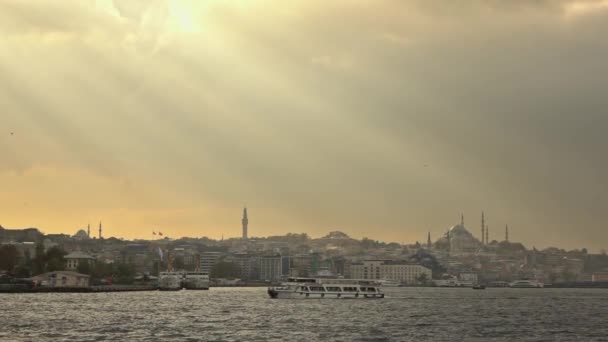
(438, 223, 482, 254)
(73, 229, 89, 240)
(448, 224, 471, 235)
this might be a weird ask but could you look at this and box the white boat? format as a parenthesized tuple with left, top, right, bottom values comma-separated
(159, 272, 182, 291)
(433, 279, 475, 287)
(509, 280, 544, 288)
(268, 277, 384, 299)
(377, 279, 401, 287)
(183, 272, 210, 290)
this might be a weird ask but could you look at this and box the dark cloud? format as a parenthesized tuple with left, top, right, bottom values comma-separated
(0, 0, 607, 249)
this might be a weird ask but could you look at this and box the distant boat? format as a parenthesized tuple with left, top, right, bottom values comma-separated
(158, 272, 182, 291)
(509, 280, 544, 288)
(183, 272, 210, 290)
(434, 279, 475, 287)
(377, 279, 401, 287)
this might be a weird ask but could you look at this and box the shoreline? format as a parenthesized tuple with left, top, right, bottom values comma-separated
(3, 284, 608, 293)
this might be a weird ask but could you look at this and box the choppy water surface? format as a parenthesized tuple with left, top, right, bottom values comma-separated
(1, 287, 607, 341)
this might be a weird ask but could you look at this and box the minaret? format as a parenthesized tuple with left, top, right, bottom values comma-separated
(505, 224, 509, 242)
(481, 211, 485, 245)
(460, 213, 464, 226)
(87, 223, 90, 238)
(427, 232, 432, 249)
(99, 221, 103, 239)
(446, 230, 451, 254)
(242, 207, 248, 240)
(485, 225, 489, 244)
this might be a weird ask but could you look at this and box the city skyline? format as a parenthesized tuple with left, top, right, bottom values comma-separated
(2, 1, 607, 251)
(0, 209, 596, 253)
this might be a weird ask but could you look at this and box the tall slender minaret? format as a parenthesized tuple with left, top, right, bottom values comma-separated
(460, 213, 464, 226)
(485, 225, 489, 244)
(99, 221, 103, 239)
(242, 207, 248, 240)
(427, 232, 432, 249)
(87, 223, 90, 238)
(446, 230, 451, 254)
(481, 211, 485, 245)
(505, 224, 509, 242)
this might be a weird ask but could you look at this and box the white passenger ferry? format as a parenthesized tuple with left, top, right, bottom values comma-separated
(183, 272, 210, 290)
(268, 277, 384, 299)
(509, 280, 544, 288)
(159, 272, 182, 291)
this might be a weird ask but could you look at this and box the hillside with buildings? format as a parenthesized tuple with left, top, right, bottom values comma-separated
(2, 211, 608, 287)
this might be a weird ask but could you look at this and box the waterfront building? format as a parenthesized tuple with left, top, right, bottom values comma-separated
(458, 272, 479, 283)
(32, 271, 90, 288)
(349, 260, 432, 285)
(259, 255, 282, 281)
(289, 254, 314, 277)
(200, 252, 222, 274)
(64, 251, 95, 271)
(591, 272, 608, 282)
(234, 254, 258, 280)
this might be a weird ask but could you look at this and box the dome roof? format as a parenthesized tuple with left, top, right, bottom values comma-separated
(448, 224, 470, 235)
(323, 231, 351, 239)
(73, 229, 89, 239)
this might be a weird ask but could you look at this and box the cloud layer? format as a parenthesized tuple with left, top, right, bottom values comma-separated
(1, 0, 607, 250)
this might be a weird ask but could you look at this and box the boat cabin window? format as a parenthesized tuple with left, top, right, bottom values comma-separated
(326, 287, 341, 292)
(309, 286, 325, 292)
(289, 278, 317, 283)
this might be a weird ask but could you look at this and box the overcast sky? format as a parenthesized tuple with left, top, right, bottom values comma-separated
(1, 0, 607, 251)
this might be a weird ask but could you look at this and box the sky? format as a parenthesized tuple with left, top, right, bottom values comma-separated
(0, 0, 607, 251)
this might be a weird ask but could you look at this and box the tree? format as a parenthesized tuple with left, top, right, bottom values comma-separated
(0, 245, 18, 272)
(32, 243, 46, 275)
(91, 262, 114, 279)
(114, 263, 136, 284)
(561, 269, 577, 282)
(409, 249, 446, 278)
(77, 262, 92, 275)
(361, 238, 377, 250)
(548, 272, 558, 284)
(14, 265, 31, 278)
(416, 273, 429, 285)
(44, 247, 67, 272)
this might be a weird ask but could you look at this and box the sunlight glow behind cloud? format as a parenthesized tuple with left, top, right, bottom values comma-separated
(0, 0, 607, 251)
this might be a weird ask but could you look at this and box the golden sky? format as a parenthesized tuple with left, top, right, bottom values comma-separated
(1, 0, 607, 251)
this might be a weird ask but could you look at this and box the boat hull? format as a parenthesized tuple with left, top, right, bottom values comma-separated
(183, 280, 210, 290)
(268, 288, 384, 299)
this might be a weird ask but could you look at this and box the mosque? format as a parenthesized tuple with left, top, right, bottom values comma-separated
(434, 213, 489, 255)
